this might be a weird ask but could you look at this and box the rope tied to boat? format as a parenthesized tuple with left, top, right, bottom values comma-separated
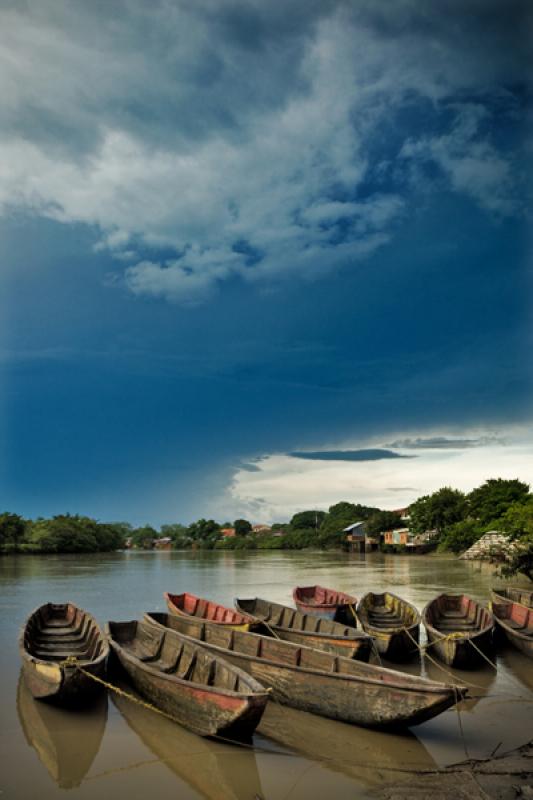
(59, 655, 280, 748)
(347, 603, 383, 665)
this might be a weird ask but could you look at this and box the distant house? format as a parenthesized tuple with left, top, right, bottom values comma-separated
(393, 507, 411, 522)
(271, 530, 284, 537)
(154, 536, 172, 550)
(407, 529, 438, 552)
(383, 528, 411, 546)
(252, 524, 271, 534)
(221, 527, 236, 538)
(344, 521, 378, 553)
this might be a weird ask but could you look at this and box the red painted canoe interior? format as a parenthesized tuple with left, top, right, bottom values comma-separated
(496, 601, 533, 633)
(170, 593, 250, 624)
(298, 586, 356, 605)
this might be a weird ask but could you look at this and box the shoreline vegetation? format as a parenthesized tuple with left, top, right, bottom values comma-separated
(1, 478, 532, 581)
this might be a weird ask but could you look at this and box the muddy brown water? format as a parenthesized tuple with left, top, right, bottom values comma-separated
(1, 550, 531, 799)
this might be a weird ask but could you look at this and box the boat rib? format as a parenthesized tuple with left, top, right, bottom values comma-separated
(357, 592, 420, 662)
(19, 603, 108, 705)
(145, 611, 467, 729)
(491, 587, 533, 608)
(422, 593, 494, 669)
(491, 599, 533, 659)
(107, 619, 269, 738)
(293, 585, 358, 626)
(235, 596, 373, 660)
(165, 592, 257, 631)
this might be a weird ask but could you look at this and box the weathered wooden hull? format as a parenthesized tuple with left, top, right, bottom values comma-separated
(492, 600, 533, 659)
(107, 620, 268, 738)
(422, 594, 494, 669)
(165, 592, 257, 631)
(19, 603, 108, 705)
(235, 597, 373, 660)
(145, 612, 466, 729)
(17, 673, 108, 788)
(357, 592, 420, 662)
(491, 587, 533, 608)
(293, 585, 358, 626)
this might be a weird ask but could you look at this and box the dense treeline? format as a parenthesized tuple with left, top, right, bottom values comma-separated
(1, 477, 532, 580)
(0, 514, 129, 554)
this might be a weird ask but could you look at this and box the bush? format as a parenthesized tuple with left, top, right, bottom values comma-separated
(438, 519, 485, 554)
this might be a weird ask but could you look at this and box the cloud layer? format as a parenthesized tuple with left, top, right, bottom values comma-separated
(231, 427, 533, 521)
(0, 0, 528, 302)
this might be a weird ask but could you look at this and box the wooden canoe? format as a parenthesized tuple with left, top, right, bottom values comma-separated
(293, 585, 358, 626)
(106, 619, 269, 738)
(235, 596, 373, 660)
(17, 672, 108, 788)
(357, 592, 420, 662)
(422, 594, 494, 669)
(491, 587, 533, 608)
(19, 603, 109, 704)
(492, 599, 533, 659)
(145, 611, 467, 729)
(165, 592, 257, 631)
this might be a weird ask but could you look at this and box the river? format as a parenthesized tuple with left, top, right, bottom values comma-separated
(1, 550, 531, 799)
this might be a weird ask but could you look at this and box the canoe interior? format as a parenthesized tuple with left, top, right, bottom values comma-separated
(492, 587, 533, 608)
(294, 585, 357, 607)
(358, 592, 420, 631)
(108, 620, 262, 694)
(166, 593, 254, 626)
(424, 594, 493, 635)
(493, 600, 533, 638)
(236, 597, 361, 638)
(24, 603, 107, 664)
(145, 612, 458, 694)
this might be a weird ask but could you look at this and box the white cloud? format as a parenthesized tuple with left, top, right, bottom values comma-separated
(229, 427, 533, 520)
(0, 1, 524, 301)
(401, 104, 516, 213)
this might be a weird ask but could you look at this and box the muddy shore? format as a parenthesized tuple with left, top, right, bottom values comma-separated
(377, 740, 533, 800)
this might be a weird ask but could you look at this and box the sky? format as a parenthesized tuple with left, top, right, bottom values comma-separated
(1, 0, 532, 525)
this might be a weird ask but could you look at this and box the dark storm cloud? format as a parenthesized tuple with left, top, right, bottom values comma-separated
(1, 1, 531, 523)
(0, 0, 529, 302)
(289, 449, 412, 462)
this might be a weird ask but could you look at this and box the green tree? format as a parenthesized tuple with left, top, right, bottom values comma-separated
(131, 525, 158, 549)
(365, 510, 404, 537)
(409, 487, 467, 536)
(438, 519, 485, 554)
(327, 502, 379, 520)
(499, 498, 533, 582)
(234, 519, 252, 536)
(468, 479, 530, 525)
(290, 510, 326, 530)
(96, 521, 130, 550)
(187, 519, 221, 545)
(0, 512, 27, 551)
(318, 501, 378, 547)
(161, 523, 189, 548)
(27, 515, 100, 553)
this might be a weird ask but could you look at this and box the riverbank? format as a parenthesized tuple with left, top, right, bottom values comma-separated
(2, 550, 532, 800)
(377, 739, 533, 799)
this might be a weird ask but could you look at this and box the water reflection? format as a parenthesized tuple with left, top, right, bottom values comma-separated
(3, 551, 532, 800)
(257, 702, 438, 789)
(497, 644, 533, 691)
(17, 672, 108, 789)
(111, 684, 265, 800)
(392, 655, 497, 712)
